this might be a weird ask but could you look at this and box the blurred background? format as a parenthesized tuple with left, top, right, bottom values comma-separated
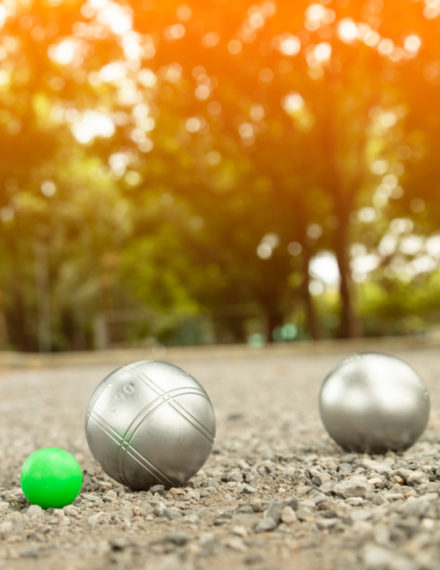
(0, 0, 439, 352)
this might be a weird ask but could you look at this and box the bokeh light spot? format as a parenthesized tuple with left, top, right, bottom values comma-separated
(404, 34, 421, 54)
(337, 18, 359, 43)
(41, 181, 57, 197)
(257, 243, 272, 259)
(278, 34, 301, 56)
(72, 111, 115, 143)
(228, 39, 242, 55)
(177, 4, 192, 21)
(282, 92, 304, 114)
(186, 117, 202, 133)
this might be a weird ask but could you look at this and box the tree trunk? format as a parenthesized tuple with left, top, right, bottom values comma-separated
(35, 241, 52, 352)
(263, 308, 284, 343)
(333, 204, 361, 338)
(0, 305, 8, 348)
(319, 89, 361, 339)
(302, 241, 320, 340)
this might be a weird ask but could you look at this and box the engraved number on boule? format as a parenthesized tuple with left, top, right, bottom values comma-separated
(108, 382, 135, 411)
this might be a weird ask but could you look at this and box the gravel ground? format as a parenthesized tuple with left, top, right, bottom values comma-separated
(1, 341, 440, 570)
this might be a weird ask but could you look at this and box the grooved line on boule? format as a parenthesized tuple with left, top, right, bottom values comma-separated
(119, 386, 212, 446)
(87, 409, 131, 487)
(115, 385, 213, 484)
(129, 365, 215, 443)
(122, 442, 175, 488)
(118, 365, 215, 487)
(87, 409, 173, 487)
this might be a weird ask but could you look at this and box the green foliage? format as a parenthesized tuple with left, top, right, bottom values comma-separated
(0, 0, 440, 350)
(358, 271, 440, 337)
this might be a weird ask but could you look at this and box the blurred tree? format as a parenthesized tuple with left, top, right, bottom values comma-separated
(0, 0, 127, 349)
(1, 0, 440, 349)
(123, 0, 440, 337)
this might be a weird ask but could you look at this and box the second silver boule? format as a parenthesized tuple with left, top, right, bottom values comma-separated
(319, 352, 430, 453)
(85, 361, 216, 490)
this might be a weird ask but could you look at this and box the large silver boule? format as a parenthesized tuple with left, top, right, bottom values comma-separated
(85, 361, 216, 490)
(319, 352, 430, 453)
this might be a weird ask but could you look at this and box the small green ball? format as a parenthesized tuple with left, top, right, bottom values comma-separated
(20, 448, 82, 509)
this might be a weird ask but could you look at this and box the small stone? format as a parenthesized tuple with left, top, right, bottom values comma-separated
(154, 502, 168, 517)
(87, 514, 102, 527)
(150, 484, 166, 495)
(407, 471, 429, 486)
(20, 550, 39, 558)
(231, 526, 248, 537)
(346, 497, 365, 507)
(244, 552, 264, 565)
(285, 497, 299, 510)
(183, 514, 199, 524)
(333, 477, 371, 499)
(350, 509, 372, 521)
(316, 518, 339, 530)
(63, 505, 80, 517)
(109, 537, 129, 551)
(280, 506, 297, 524)
(311, 475, 322, 486)
(237, 504, 255, 514)
(7, 535, 23, 544)
(103, 490, 118, 502)
(421, 518, 436, 530)
(185, 489, 200, 501)
(363, 544, 418, 570)
(264, 500, 284, 524)
(0, 521, 13, 535)
(296, 508, 312, 522)
(315, 499, 333, 511)
(162, 532, 190, 546)
(226, 470, 243, 483)
(368, 477, 383, 487)
(255, 518, 278, 533)
(26, 505, 44, 518)
(198, 533, 215, 550)
(168, 487, 186, 496)
(165, 507, 182, 520)
(227, 537, 247, 552)
(320, 481, 335, 494)
(374, 525, 390, 545)
(242, 485, 258, 494)
(352, 521, 374, 537)
(153, 554, 187, 570)
(363, 459, 392, 474)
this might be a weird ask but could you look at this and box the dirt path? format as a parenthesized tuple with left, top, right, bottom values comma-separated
(1, 341, 440, 569)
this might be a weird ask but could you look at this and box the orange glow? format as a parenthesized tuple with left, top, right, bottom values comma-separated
(1, 0, 440, 350)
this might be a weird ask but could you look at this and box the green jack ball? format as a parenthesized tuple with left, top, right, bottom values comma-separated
(20, 448, 83, 509)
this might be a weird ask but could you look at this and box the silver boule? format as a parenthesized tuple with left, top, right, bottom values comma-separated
(85, 361, 216, 490)
(319, 352, 430, 453)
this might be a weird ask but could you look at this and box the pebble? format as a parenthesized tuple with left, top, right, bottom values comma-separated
(227, 537, 247, 552)
(255, 518, 279, 533)
(103, 490, 118, 502)
(363, 544, 419, 570)
(333, 477, 372, 499)
(161, 532, 190, 546)
(280, 506, 297, 524)
(164, 507, 182, 520)
(87, 514, 102, 527)
(264, 500, 284, 524)
(25, 505, 44, 518)
(244, 552, 264, 565)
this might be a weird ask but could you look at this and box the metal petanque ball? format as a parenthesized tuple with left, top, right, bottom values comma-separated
(319, 352, 430, 453)
(85, 361, 216, 490)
